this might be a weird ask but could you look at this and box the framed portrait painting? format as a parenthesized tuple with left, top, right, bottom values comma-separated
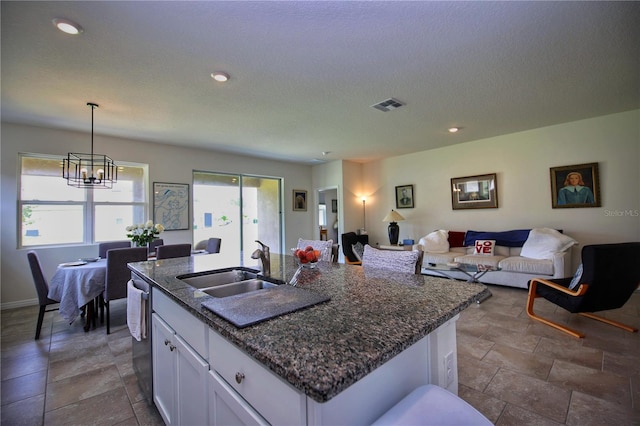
(395, 185, 414, 209)
(293, 189, 307, 211)
(153, 182, 190, 230)
(550, 162, 601, 208)
(451, 173, 498, 210)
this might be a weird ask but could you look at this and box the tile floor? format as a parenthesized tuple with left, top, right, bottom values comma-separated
(1, 285, 639, 425)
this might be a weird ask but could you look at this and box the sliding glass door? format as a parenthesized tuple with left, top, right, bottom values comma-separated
(193, 172, 282, 265)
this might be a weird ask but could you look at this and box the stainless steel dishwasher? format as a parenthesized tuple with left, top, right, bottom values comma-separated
(131, 278, 152, 404)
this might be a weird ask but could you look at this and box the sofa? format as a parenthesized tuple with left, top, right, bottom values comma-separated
(417, 228, 577, 289)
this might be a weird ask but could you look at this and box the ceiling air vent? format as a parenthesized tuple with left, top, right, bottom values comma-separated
(371, 98, 405, 112)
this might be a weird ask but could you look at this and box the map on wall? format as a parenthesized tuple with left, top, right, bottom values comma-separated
(153, 182, 189, 230)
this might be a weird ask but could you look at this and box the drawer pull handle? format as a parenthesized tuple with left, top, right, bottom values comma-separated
(169, 344, 176, 352)
(235, 372, 245, 384)
(164, 339, 170, 346)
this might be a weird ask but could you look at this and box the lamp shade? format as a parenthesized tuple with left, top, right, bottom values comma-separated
(383, 210, 405, 223)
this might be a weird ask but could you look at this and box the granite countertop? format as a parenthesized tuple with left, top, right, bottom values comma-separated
(129, 254, 489, 403)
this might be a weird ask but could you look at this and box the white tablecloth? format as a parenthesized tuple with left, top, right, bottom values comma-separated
(48, 259, 107, 323)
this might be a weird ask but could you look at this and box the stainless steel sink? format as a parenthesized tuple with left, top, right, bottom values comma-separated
(201, 279, 277, 298)
(178, 269, 258, 289)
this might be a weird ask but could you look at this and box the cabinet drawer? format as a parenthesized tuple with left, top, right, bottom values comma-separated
(153, 289, 208, 359)
(209, 329, 306, 425)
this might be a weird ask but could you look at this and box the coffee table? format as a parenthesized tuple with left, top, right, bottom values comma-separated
(422, 263, 498, 303)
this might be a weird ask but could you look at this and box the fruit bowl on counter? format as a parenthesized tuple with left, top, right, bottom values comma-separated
(291, 246, 324, 269)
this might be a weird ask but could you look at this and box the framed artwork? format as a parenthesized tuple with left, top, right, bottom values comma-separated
(550, 162, 600, 208)
(153, 182, 189, 230)
(395, 184, 414, 209)
(331, 199, 337, 213)
(293, 189, 307, 211)
(451, 173, 498, 210)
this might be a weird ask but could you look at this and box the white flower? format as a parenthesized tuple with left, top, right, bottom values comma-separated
(145, 220, 154, 228)
(155, 224, 165, 232)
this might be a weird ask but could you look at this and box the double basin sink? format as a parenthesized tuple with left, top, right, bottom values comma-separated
(177, 267, 279, 298)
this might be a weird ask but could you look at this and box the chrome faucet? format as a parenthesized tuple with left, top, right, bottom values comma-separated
(251, 240, 270, 276)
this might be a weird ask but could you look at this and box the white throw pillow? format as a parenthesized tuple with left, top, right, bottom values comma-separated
(473, 240, 495, 256)
(520, 228, 577, 260)
(568, 263, 583, 290)
(419, 230, 450, 253)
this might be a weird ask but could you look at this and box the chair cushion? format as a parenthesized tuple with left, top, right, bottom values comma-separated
(521, 228, 577, 259)
(423, 252, 458, 265)
(499, 256, 554, 275)
(362, 245, 420, 274)
(420, 230, 450, 253)
(454, 254, 504, 268)
(351, 242, 364, 261)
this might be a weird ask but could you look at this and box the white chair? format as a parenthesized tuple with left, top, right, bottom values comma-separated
(372, 384, 492, 425)
(361, 245, 423, 274)
(297, 238, 333, 262)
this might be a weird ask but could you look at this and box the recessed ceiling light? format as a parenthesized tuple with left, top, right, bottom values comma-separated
(211, 72, 230, 82)
(52, 18, 83, 35)
(448, 127, 461, 133)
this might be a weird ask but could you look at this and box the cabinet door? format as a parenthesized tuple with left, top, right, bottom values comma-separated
(176, 334, 209, 426)
(152, 314, 177, 426)
(208, 370, 268, 426)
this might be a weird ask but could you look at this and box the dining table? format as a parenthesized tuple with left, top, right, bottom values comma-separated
(48, 258, 107, 331)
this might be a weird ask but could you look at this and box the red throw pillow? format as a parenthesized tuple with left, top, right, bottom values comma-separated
(448, 231, 466, 248)
(474, 240, 496, 256)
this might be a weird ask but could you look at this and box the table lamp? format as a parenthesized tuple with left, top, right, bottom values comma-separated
(382, 210, 405, 245)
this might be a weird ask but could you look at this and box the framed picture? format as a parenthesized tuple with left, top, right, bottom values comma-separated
(331, 199, 337, 213)
(395, 184, 414, 209)
(550, 162, 601, 208)
(451, 173, 498, 210)
(153, 182, 190, 230)
(293, 189, 307, 211)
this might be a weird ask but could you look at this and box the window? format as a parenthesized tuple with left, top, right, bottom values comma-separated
(19, 154, 147, 247)
(193, 171, 283, 264)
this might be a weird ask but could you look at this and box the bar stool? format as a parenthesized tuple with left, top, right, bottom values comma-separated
(319, 227, 328, 241)
(372, 385, 491, 426)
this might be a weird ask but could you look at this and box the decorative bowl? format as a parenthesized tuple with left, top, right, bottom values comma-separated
(291, 247, 321, 268)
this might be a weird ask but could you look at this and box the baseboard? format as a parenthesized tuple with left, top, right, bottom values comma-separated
(1, 298, 38, 311)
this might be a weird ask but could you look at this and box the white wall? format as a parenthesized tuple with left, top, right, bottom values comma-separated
(362, 110, 640, 270)
(1, 123, 313, 307)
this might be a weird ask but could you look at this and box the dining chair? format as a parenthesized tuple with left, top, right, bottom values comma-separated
(206, 238, 222, 254)
(27, 251, 59, 339)
(103, 247, 148, 334)
(194, 240, 208, 251)
(98, 240, 131, 258)
(362, 244, 424, 274)
(156, 243, 192, 259)
(148, 238, 164, 255)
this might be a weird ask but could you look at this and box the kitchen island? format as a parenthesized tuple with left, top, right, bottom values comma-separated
(129, 254, 489, 425)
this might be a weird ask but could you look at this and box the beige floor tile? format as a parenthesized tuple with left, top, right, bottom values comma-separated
(566, 391, 640, 425)
(458, 354, 500, 392)
(458, 383, 505, 423)
(548, 359, 632, 408)
(1, 370, 47, 406)
(485, 368, 571, 423)
(483, 344, 554, 380)
(0, 393, 45, 426)
(44, 387, 135, 426)
(48, 344, 117, 383)
(534, 336, 603, 370)
(1, 352, 49, 381)
(457, 332, 495, 360)
(495, 403, 563, 426)
(483, 325, 541, 353)
(132, 400, 166, 425)
(45, 365, 124, 412)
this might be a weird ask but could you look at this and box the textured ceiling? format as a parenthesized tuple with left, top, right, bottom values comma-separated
(2, 1, 639, 164)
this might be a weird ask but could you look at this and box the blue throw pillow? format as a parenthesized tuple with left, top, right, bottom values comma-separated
(568, 264, 583, 290)
(464, 229, 531, 248)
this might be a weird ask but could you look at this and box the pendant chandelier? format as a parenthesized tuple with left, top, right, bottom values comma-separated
(62, 103, 117, 188)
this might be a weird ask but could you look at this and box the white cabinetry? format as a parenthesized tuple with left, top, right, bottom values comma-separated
(152, 291, 209, 426)
(208, 329, 307, 425)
